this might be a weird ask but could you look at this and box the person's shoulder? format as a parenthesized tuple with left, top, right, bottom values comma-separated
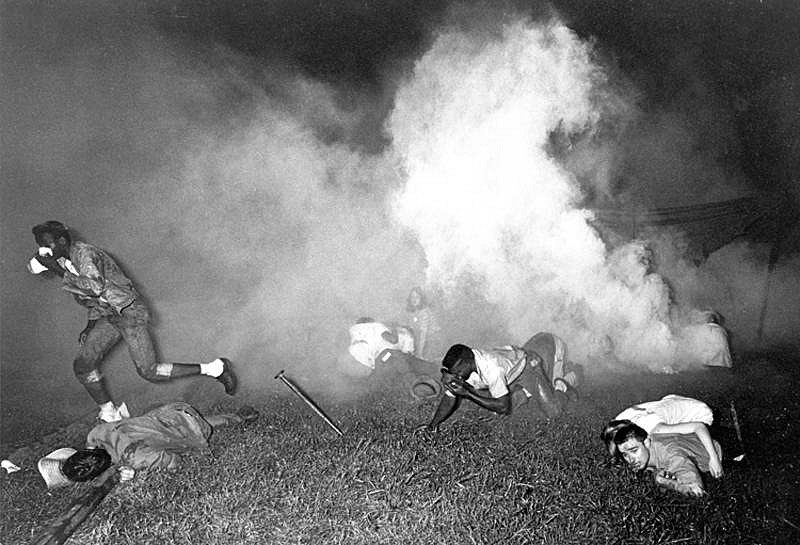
(73, 240, 97, 250)
(72, 240, 105, 257)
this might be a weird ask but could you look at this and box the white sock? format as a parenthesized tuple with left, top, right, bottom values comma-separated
(201, 358, 224, 377)
(99, 401, 115, 412)
(555, 381, 567, 393)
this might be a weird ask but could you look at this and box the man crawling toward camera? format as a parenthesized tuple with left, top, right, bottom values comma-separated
(609, 420, 723, 497)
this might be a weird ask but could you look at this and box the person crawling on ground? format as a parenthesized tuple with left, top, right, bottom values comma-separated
(600, 394, 723, 478)
(28, 221, 237, 424)
(609, 420, 723, 497)
(343, 317, 416, 375)
(415, 332, 580, 432)
(37, 402, 259, 488)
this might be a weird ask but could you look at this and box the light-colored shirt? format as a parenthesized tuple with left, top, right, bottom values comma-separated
(615, 394, 714, 435)
(348, 322, 414, 369)
(465, 346, 528, 398)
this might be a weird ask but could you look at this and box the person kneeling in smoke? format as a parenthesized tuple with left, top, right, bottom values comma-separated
(38, 402, 259, 488)
(415, 332, 578, 432)
(609, 420, 723, 497)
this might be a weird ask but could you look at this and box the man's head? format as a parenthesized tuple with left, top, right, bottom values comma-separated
(609, 421, 651, 472)
(37, 447, 111, 489)
(441, 343, 475, 382)
(355, 317, 375, 324)
(601, 419, 631, 456)
(62, 448, 112, 482)
(32, 221, 71, 258)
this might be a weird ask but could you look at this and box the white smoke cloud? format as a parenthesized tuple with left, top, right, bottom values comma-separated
(387, 16, 729, 373)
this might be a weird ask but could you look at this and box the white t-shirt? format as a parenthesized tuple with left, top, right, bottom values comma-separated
(463, 345, 528, 398)
(615, 394, 714, 435)
(348, 322, 414, 369)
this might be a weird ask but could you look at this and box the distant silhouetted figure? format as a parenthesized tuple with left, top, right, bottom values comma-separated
(404, 287, 444, 361)
(29, 221, 237, 423)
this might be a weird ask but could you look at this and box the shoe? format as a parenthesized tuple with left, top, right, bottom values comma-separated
(554, 378, 579, 403)
(98, 402, 128, 423)
(529, 366, 562, 418)
(216, 358, 238, 395)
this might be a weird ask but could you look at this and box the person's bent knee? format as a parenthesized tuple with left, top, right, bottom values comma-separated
(74, 368, 104, 386)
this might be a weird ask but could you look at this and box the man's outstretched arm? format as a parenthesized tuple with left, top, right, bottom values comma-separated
(654, 468, 705, 496)
(418, 393, 461, 431)
(653, 453, 706, 496)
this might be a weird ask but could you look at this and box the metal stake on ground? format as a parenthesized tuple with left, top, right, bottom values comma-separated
(275, 370, 344, 436)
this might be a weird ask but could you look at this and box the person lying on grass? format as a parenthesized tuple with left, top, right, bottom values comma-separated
(609, 420, 723, 497)
(415, 333, 581, 432)
(346, 317, 416, 374)
(600, 394, 723, 478)
(37, 402, 259, 488)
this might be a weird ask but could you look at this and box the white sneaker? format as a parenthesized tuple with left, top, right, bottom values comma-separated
(98, 402, 130, 423)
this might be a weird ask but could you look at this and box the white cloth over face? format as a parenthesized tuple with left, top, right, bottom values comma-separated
(348, 322, 415, 369)
(466, 346, 529, 398)
(615, 394, 714, 435)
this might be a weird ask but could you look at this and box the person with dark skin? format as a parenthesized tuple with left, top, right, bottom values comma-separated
(415, 338, 564, 432)
(29, 221, 237, 423)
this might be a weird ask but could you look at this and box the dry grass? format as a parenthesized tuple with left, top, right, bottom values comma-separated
(2, 351, 799, 544)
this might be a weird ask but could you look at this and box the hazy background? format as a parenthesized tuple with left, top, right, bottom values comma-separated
(2, 0, 799, 445)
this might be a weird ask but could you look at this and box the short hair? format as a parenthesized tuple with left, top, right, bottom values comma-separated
(32, 221, 71, 245)
(62, 448, 112, 482)
(607, 421, 648, 458)
(355, 317, 375, 324)
(600, 419, 632, 455)
(442, 343, 474, 371)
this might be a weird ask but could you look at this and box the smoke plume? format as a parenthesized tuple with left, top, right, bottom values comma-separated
(388, 15, 740, 373)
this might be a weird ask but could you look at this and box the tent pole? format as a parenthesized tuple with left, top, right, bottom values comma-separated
(756, 237, 782, 342)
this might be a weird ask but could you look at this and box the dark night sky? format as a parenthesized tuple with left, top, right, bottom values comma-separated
(143, 0, 799, 198)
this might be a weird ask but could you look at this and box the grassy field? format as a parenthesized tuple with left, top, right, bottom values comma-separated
(2, 352, 799, 545)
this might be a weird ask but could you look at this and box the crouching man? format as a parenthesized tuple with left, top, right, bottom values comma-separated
(415, 335, 573, 432)
(37, 402, 258, 488)
(610, 420, 723, 497)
